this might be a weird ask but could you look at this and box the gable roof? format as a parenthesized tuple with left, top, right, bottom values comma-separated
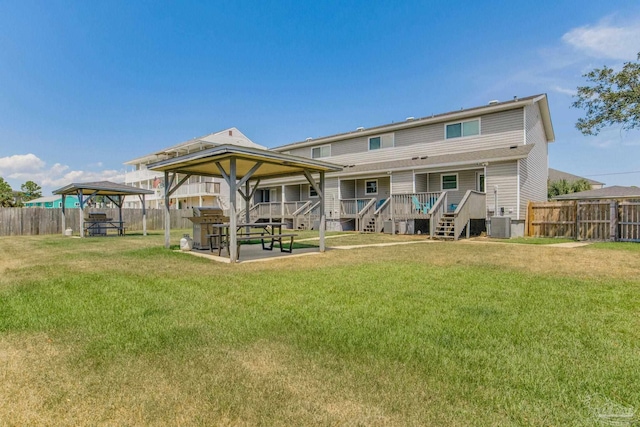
(548, 168, 604, 186)
(125, 128, 265, 165)
(274, 94, 554, 151)
(553, 186, 640, 200)
(53, 181, 154, 196)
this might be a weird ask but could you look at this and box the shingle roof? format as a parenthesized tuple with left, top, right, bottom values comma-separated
(548, 168, 604, 186)
(335, 144, 534, 176)
(552, 186, 640, 200)
(274, 94, 552, 150)
(53, 181, 154, 196)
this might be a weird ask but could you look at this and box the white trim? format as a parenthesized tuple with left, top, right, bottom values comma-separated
(444, 117, 481, 140)
(523, 105, 527, 145)
(412, 171, 416, 193)
(364, 179, 378, 195)
(311, 144, 331, 159)
(441, 173, 459, 191)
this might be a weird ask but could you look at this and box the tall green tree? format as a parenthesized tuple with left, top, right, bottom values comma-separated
(547, 178, 593, 200)
(20, 180, 42, 201)
(572, 52, 640, 135)
(0, 177, 15, 207)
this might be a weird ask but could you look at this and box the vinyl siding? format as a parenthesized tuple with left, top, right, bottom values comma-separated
(486, 162, 518, 219)
(520, 103, 549, 217)
(428, 169, 479, 206)
(391, 170, 414, 194)
(355, 177, 391, 199)
(324, 178, 340, 219)
(285, 108, 525, 165)
(284, 185, 300, 202)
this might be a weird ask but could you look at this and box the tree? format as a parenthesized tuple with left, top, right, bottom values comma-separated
(547, 178, 593, 200)
(0, 177, 15, 207)
(572, 52, 640, 135)
(20, 180, 42, 201)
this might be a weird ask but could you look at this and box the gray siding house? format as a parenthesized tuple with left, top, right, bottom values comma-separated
(251, 94, 555, 238)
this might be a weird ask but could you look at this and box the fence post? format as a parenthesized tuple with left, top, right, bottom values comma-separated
(574, 201, 579, 241)
(610, 201, 618, 241)
(526, 201, 533, 236)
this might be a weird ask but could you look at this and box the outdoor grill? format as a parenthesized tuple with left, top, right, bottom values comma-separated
(187, 206, 228, 250)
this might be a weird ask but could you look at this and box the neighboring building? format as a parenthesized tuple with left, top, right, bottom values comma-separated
(548, 168, 604, 189)
(252, 94, 555, 238)
(123, 128, 265, 209)
(24, 195, 80, 208)
(552, 186, 640, 201)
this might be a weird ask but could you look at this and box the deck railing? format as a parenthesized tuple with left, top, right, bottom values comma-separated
(391, 192, 441, 220)
(294, 201, 321, 230)
(453, 190, 486, 240)
(283, 201, 308, 216)
(340, 198, 376, 217)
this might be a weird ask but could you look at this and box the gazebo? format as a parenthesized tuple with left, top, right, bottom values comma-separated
(147, 144, 342, 262)
(53, 181, 154, 237)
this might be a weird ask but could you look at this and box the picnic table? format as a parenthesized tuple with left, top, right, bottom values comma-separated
(206, 222, 297, 258)
(84, 218, 126, 236)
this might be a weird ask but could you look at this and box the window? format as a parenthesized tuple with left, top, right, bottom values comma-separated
(445, 119, 480, 139)
(441, 174, 458, 190)
(311, 145, 330, 159)
(369, 133, 394, 150)
(365, 180, 378, 195)
(477, 173, 485, 192)
(309, 185, 318, 198)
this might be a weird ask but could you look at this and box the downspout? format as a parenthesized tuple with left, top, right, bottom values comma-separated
(516, 160, 521, 220)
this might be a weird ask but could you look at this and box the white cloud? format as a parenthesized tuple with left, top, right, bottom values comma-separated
(0, 153, 45, 174)
(1, 153, 125, 193)
(562, 17, 640, 60)
(551, 85, 577, 96)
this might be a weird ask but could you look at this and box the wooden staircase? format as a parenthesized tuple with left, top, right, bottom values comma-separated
(433, 213, 456, 240)
(362, 217, 376, 233)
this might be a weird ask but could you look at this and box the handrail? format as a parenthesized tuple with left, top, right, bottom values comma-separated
(358, 198, 377, 216)
(357, 198, 378, 232)
(340, 198, 375, 216)
(391, 192, 440, 218)
(290, 201, 311, 216)
(374, 198, 391, 232)
(453, 190, 486, 240)
(429, 192, 448, 239)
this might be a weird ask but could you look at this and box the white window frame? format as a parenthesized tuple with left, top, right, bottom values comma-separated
(364, 179, 378, 195)
(368, 133, 395, 151)
(444, 118, 481, 139)
(311, 145, 331, 159)
(441, 173, 458, 191)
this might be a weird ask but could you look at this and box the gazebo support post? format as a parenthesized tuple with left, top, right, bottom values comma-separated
(61, 195, 66, 235)
(229, 158, 238, 263)
(77, 190, 85, 238)
(245, 180, 251, 234)
(164, 171, 171, 248)
(319, 171, 326, 252)
(141, 195, 147, 236)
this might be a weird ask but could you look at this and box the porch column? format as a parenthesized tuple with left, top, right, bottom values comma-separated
(77, 190, 85, 238)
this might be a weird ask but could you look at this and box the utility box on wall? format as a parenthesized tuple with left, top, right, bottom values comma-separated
(490, 216, 511, 238)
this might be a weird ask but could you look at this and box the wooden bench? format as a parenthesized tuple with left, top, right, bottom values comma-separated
(262, 233, 297, 253)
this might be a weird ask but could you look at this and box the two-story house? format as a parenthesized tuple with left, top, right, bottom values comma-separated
(248, 94, 554, 238)
(124, 128, 265, 210)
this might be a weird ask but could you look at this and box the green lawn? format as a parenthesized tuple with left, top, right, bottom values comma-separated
(1, 231, 639, 426)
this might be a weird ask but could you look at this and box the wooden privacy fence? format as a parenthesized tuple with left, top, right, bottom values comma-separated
(0, 208, 193, 236)
(526, 200, 640, 242)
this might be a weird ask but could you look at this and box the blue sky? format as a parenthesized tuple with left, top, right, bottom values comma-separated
(1, 0, 639, 195)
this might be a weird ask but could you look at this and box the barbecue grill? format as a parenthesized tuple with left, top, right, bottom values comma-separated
(187, 206, 228, 250)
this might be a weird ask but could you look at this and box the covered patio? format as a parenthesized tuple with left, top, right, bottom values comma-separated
(53, 181, 154, 237)
(147, 144, 342, 262)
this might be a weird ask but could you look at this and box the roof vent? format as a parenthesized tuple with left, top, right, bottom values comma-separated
(513, 96, 518, 102)
(488, 100, 499, 105)
(405, 116, 415, 121)
(356, 126, 365, 131)
(305, 137, 312, 141)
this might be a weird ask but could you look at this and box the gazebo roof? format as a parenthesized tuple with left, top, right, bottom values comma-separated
(147, 144, 342, 179)
(53, 181, 154, 196)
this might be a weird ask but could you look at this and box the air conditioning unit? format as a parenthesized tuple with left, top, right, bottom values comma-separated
(491, 216, 511, 238)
